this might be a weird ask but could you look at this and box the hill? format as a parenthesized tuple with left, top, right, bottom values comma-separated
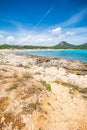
(0, 42, 87, 49)
(52, 41, 77, 49)
(77, 43, 87, 49)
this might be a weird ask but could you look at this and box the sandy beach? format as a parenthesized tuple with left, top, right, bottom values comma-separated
(0, 53, 87, 130)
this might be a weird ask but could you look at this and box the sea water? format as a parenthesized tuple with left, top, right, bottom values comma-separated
(12, 49, 87, 63)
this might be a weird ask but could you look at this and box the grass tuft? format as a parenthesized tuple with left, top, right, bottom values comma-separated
(7, 84, 18, 91)
(40, 80, 51, 91)
(22, 72, 32, 78)
(23, 66, 30, 69)
(79, 87, 87, 94)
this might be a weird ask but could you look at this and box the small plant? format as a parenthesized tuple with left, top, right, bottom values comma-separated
(23, 102, 38, 114)
(29, 103, 37, 110)
(72, 85, 79, 91)
(45, 83, 51, 91)
(24, 66, 30, 69)
(55, 80, 80, 93)
(40, 80, 51, 91)
(7, 84, 18, 91)
(40, 80, 46, 86)
(55, 80, 79, 90)
(22, 72, 32, 78)
(79, 87, 87, 94)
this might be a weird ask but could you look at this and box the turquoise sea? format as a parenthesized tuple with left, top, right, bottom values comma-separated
(13, 49, 87, 63)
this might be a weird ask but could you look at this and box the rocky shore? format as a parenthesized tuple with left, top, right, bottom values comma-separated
(0, 53, 87, 130)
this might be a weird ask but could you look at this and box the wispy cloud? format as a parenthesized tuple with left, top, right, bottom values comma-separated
(6, 36, 15, 42)
(0, 27, 87, 45)
(0, 7, 87, 46)
(49, 27, 62, 35)
(59, 8, 87, 27)
(33, 6, 55, 30)
(0, 17, 22, 30)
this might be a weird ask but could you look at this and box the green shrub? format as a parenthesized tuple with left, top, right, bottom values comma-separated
(40, 80, 46, 86)
(45, 83, 51, 91)
(72, 85, 79, 91)
(22, 72, 32, 78)
(24, 66, 30, 69)
(40, 80, 51, 91)
(7, 84, 18, 91)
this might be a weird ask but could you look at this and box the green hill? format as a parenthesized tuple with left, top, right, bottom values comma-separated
(0, 42, 87, 49)
(52, 41, 77, 49)
(77, 43, 87, 49)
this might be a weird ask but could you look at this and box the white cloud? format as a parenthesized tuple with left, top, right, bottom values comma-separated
(35, 37, 52, 43)
(0, 35, 4, 44)
(49, 27, 62, 35)
(0, 26, 87, 46)
(66, 31, 75, 36)
(30, 35, 53, 46)
(6, 36, 15, 42)
(19, 35, 31, 43)
(4, 35, 15, 44)
(0, 34, 4, 39)
(36, 38, 45, 42)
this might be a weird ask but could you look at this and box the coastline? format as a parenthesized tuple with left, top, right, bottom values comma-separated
(0, 48, 87, 63)
(0, 53, 87, 86)
(0, 53, 87, 130)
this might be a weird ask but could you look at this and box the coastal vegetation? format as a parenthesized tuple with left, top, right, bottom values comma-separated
(0, 41, 87, 49)
(22, 72, 32, 78)
(6, 84, 18, 91)
(40, 80, 51, 91)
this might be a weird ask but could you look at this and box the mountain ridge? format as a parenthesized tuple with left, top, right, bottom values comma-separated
(0, 41, 87, 49)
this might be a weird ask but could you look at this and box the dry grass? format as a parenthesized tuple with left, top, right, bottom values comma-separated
(6, 84, 18, 91)
(79, 87, 87, 94)
(23, 65, 30, 69)
(22, 71, 32, 78)
(0, 97, 9, 112)
(55, 80, 87, 99)
(0, 68, 8, 72)
(55, 80, 79, 90)
(22, 102, 38, 114)
(0, 112, 25, 130)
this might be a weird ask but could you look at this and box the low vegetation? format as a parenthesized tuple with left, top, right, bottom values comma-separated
(40, 80, 51, 91)
(23, 65, 30, 69)
(6, 84, 18, 91)
(55, 80, 79, 88)
(22, 102, 38, 115)
(22, 72, 32, 78)
(0, 42, 87, 49)
(79, 87, 87, 94)
(0, 112, 25, 130)
(55, 80, 87, 99)
(0, 97, 9, 112)
(55, 80, 80, 92)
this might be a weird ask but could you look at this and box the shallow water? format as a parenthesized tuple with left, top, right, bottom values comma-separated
(11, 49, 87, 63)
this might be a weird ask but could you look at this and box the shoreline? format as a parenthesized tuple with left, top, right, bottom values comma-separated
(0, 53, 87, 84)
(0, 49, 87, 63)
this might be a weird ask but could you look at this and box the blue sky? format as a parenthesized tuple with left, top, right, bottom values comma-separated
(0, 0, 87, 45)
